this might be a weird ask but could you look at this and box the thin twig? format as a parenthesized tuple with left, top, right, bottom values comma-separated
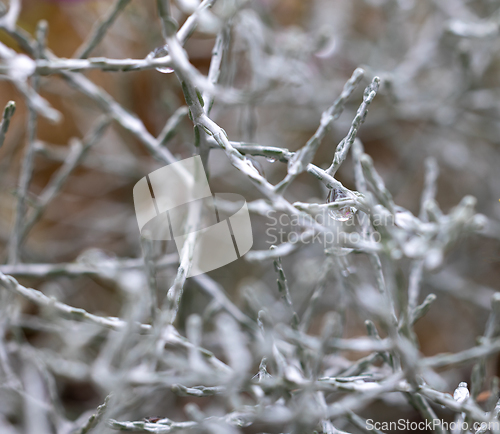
(0, 272, 152, 333)
(20, 116, 111, 241)
(8, 20, 47, 264)
(275, 68, 365, 194)
(73, 0, 132, 59)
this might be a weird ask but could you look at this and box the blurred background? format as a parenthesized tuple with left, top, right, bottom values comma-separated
(1, 0, 500, 431)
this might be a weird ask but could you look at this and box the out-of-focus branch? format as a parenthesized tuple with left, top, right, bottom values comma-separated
(74, 0, 132, 59)
(0, 253, 178, 278)
(0, 272, 152, 332)
(20, 116, 111, 241)
(0, 0, 20, 32)
(8, 21, 48, 265)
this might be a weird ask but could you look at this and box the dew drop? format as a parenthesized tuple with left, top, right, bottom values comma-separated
(266, 157, 277, 163)
(243, 155, 266, 178)
(157, 66, 174, 74)
(326, 188, 357, 222)
(245, 156, 265, 177)
(148, 45, 174, 74)
(341, 265, 356, 277)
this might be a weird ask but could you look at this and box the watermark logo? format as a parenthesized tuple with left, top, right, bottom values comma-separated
(264, 208, 389, 253)
(133, 156, 253, 277)
(366, 418, 500, 432)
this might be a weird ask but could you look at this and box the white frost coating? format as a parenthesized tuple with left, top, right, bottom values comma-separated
(453, 382, 470, 403)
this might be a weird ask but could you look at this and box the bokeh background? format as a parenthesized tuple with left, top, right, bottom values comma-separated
(1, 0, 500, 432)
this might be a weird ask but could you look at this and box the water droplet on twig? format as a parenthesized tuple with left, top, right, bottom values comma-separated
(148, 45, 174, 74)
(326, 188, 357, 222)
(244, 156, 265, 177)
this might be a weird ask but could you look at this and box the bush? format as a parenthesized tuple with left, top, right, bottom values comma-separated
(0, 1, 499, 433)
